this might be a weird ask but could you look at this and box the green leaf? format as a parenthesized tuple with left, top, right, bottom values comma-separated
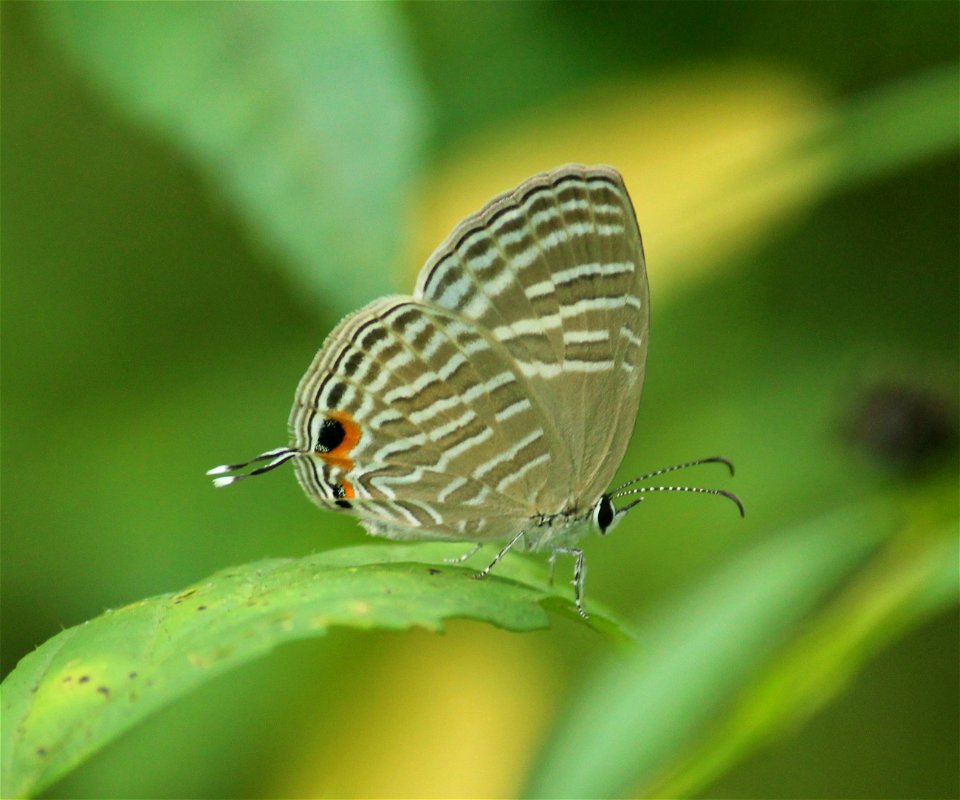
(816, 62, 959, 191)
(37, 3, 428, 314)
(645, 508, 959, 798)
(523, 501, 893, 799)
(1, 543, 627, 799)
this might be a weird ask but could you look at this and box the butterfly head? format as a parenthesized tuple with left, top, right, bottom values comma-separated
(592, 495, 620, 535)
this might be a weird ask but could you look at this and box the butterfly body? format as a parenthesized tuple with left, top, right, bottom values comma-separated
(289, 166, 646, 541)
(212, 164, 742, 617)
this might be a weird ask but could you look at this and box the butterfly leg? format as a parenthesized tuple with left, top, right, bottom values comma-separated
(553, 547, 588, 619)
(444, 543, 482, 564)
(474, 529, 526, 580)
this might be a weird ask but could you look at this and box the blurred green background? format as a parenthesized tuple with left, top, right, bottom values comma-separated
(3, 2, 957, 798)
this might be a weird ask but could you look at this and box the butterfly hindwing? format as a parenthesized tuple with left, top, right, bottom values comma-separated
(289, 296, 556, 540)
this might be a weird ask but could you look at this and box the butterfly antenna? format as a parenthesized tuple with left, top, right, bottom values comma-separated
(207, 447, 301, 487)
(612, 484, 745, 517)
(610, 455, 734, 494)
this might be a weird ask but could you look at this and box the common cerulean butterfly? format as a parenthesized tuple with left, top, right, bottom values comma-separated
(210, 165, 743, 617)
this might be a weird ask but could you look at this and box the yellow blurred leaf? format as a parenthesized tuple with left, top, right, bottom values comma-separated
(271, 623, 560, 799)
(411, 65, 829, 294)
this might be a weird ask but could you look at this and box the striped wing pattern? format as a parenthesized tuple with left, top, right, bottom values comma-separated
(289, 165, 647, 543)
(415, 166, 648, 508)
(290, 297, 551, 541)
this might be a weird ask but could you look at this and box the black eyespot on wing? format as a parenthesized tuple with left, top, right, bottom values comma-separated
(317, 418, 346, 453)
(597, 496, 615, 533)
(331, 481, 352, 509)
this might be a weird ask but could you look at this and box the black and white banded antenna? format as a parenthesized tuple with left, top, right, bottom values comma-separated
(609, 455, 745, 517)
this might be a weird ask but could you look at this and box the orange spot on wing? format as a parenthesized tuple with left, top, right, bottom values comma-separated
(340, 479, 356, 500)
(320, 410, 361, 472)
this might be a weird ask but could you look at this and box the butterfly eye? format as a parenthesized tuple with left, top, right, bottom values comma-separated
(594, 495, 616, 534)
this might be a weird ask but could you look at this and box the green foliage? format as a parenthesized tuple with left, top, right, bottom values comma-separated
(1, 544, 627, 798)
(649, 503, 959, 798)
(3, 2, 957, 798)
(39, 2, 426, 314)
(526, 490, 958, 798)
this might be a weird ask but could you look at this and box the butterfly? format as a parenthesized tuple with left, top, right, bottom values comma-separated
(210, 164, 742, 617)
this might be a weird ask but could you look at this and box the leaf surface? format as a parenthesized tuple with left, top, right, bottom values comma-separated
(1, 543, 625, 799)
(39, 3, 427, 313)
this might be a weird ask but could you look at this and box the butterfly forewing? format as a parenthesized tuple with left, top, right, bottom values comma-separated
(414, 165, 648, 508)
